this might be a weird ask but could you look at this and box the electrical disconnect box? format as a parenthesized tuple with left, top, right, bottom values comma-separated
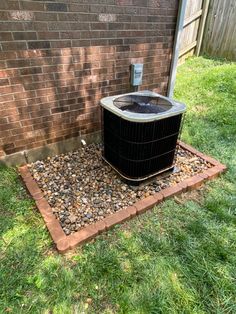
(131, 63, 143, 86)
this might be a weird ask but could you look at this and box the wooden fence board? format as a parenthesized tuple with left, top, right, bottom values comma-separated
(178, 0, 203, 64)
(202, 0, 236, 60)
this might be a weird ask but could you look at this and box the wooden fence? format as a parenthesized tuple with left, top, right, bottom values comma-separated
(202, 0, 236, 61)
(178, 0, 209, 64)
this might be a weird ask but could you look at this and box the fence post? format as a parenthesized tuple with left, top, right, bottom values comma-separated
(196, 0, 210, 56)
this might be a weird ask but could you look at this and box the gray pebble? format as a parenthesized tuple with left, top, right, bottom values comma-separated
(30, 143, 208, 234)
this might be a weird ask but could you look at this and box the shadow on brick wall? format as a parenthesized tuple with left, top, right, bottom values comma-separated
(1, 42, 170, 157)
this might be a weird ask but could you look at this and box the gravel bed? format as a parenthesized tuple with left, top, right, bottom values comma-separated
(29, 144, 212, 235)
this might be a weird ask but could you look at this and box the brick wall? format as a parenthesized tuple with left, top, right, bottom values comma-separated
(0, 0, 178, 158)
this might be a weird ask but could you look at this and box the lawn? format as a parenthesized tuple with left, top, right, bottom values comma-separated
(0, 56, 236, 314)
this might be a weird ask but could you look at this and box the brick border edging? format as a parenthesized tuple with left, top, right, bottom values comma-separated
(19, 142, 227, 253)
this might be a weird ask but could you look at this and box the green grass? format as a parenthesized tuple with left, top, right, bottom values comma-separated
(0, 56, 236, 313)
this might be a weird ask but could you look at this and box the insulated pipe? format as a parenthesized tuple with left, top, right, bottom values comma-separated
(167, 0, 187, 99)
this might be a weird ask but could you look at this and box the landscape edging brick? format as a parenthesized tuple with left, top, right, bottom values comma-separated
(19, 142, 227, 253)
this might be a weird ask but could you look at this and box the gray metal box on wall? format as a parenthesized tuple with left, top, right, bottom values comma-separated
(131, 64, 143, 86)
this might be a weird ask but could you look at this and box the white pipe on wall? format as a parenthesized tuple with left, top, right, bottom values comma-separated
(167, 0, 187, 99)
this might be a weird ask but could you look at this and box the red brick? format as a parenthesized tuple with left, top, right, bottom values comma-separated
(20, 67, 42, 76)
(35, 198, 56, 224)
(24, 176, 43, 197)
(28, 41, 51, 50)
(56, 238, 70, 253)
(104, 208, 131, 229)
(199, 172, 209, 181)
(18, 165, 31, 180)
(134, 195, 157, 215)
(1, 41, 27, 51)
(217, 164, 227, 173)
(203, 166, 221, 180)
(47, 220, 66, 244)
(161, 184, 183, 199)
(93, 220, 106, 233)
(38, 31, 60, 40)
(68, 224, 98, 249)
(0, 51, 17, 60)
(184, 175, 204, 191)
(46, 3, 68, 12)
(13, 32, 37, 41)
(0, 85, 23, 95)
(153, 192, 164, 202)
(126, 205, 137, 217)
(32, 191, 44, 201)
(0, 116, 8, 124)
(178, 181, 188, 192)
(0, 1, 20, 10)
(35, 12, 58, 21)
(20, 1, 44, 11)
(0, 32, 13, 41)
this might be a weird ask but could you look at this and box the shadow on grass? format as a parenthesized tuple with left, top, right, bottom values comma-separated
(1, 183, 236, 313)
